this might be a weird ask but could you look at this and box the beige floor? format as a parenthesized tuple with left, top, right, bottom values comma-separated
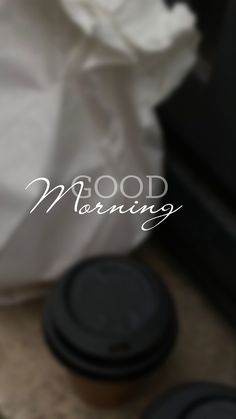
(0, 245, 235, 419)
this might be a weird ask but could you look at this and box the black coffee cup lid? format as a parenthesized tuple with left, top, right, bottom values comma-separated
(142, 383, 236, 419)
(43, 257, 177, 381)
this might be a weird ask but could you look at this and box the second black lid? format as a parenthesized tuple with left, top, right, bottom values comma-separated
(142, 383, 236, 419)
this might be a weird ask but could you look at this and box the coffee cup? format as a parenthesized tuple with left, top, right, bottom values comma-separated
(43, 257, 178, 407)
(142, 383, 236, 419)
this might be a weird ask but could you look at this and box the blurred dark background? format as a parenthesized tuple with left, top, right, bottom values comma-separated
(155, 0, 236, 325)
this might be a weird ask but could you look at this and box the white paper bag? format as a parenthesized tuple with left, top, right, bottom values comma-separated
(0, 0, 199, 303)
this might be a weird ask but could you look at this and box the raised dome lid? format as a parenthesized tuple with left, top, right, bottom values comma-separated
(43, 257, 177, 380)
(142, 383, 236, 419)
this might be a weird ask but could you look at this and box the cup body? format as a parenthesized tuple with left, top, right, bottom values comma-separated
(71, 375, 146, 407)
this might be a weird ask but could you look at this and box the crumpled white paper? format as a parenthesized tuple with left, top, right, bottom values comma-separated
(0, 0, 199, 303)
